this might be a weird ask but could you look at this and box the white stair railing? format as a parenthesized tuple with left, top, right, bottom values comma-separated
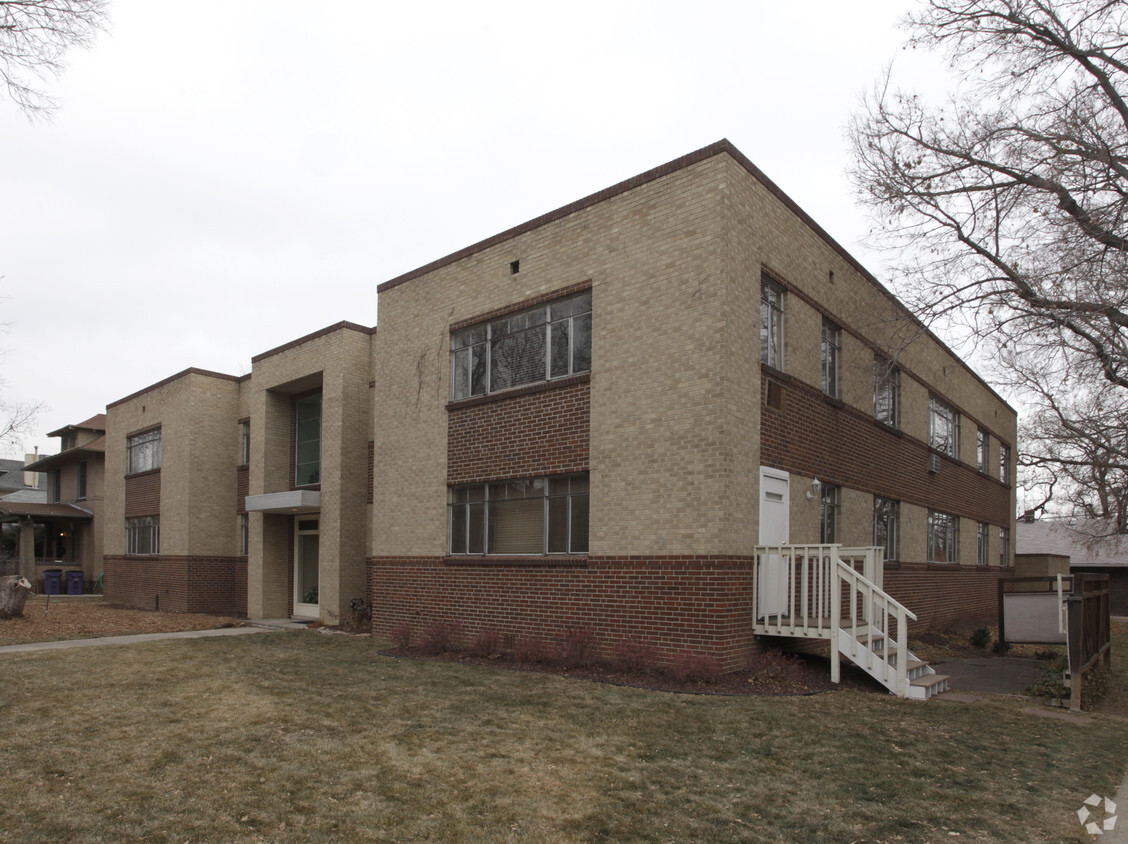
(833, 559, 917, 697)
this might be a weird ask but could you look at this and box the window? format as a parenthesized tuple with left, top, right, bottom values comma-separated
(927, 510, 959, 564)
(240, 514, 249, 556)
(126, 516, 159, 555)
(1000, 444, 1011, 485)
(821, 319, 840, 398)
(241, 421, 250, 466)
(977, 429, 989, 473)
(873, 497, 899, 561)
(295, 394, 322, 486)
(127, 428, 161, 474)
(874, 356, 899, 427)
(449, 473, 589, 556)
(999, 526, 1010, 567)
(928, 395, 959, 458)
(820, 484, 840, 544)
(78, 461, 87, 500)
(976, 521, 989, 566)
(760, 275, 785, 369)
(451, 291, 592, 400)
(53, 469, 61, 502)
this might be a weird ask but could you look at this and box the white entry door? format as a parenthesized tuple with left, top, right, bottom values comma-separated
(758, 468, 790, 618)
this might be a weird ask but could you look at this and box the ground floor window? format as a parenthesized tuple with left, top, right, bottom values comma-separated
(820, 484, 840, 544)
(126, 516, 159, 556)
(873, 497, 899, 561)
(449, 473, 589, 555)
(976, 521, 989, 566)
(1000, 526, 1011, 567)
(927, 510, 958, 564)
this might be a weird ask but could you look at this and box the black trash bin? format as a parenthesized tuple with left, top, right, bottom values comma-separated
(43, 569, 63, 595)
(66, 571, 84, 595)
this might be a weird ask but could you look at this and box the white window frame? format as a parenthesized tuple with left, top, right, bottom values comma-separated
(929, 395, 960, 459)
(927, 510, 959, 564)
(873, 496, 899, 561)
(126, 516, 159, 556)
(449, 473, 589, 556)
(451, 291, 592, 401)
(976, 521, 989, 566)
(874, 357, 899, 428)
(977, 429, 989, 473)
(820, 484, 840, 544)
(821, 318, 841, 398)
(1000, 444, 1011, 485)
(294, 393, 322, 487)
(1000, 526, 1011, 567)
(760, 275, 785, 370)
(127, 428, 161, 474)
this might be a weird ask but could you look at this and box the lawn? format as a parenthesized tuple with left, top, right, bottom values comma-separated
(2, 626, 1126, 843)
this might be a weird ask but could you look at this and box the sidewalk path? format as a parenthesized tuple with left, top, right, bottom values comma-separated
(0, 626, 278, 655)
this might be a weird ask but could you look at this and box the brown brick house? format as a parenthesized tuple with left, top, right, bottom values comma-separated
(101, 141, 1016, 675)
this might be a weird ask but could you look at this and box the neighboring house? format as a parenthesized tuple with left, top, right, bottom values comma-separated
(0, 456, 47, 574)
(102, 141, 1016, 670)
(0, 415, 106, 589)
(1016, 517, 1128, 616)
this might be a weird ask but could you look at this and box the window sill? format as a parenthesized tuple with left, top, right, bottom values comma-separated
(444, 555, 588, 567)
(446, 372, 590, 411)
(760, 364, 791, 383)
(821, 394, 845, 410)
(124, 468, 161, 480)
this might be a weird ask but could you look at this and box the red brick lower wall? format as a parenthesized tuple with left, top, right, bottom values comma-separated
(368, 556, 1014, 669)
(882, 563, 1013, 630)
(104, 555, 247, 616)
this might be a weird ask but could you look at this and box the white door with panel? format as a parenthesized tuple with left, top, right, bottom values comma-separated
(758, 468, 790, 618)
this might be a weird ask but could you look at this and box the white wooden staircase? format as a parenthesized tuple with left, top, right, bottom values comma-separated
(752, 545, 949, 700)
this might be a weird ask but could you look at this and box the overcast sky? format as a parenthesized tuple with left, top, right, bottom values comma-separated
(1, 0, 948, 458)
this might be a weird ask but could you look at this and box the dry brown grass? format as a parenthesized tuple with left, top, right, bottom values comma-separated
(0, 625, 1126, 842)
(0, 596, 243, 646)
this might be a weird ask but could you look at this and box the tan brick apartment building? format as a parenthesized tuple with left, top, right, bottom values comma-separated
(103, 141, 1016, 668)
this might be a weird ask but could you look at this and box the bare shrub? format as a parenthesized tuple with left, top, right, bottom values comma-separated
(558, 627, 597, 668)
(471, 628, 503, 658)
(390, 623, 413, 649)
(668, 653, 723, 685)
(419, 621, 463, 655)
(513, 637, 549, 665)
(610, 636, 661, 675)
(747, 648, 804, 685)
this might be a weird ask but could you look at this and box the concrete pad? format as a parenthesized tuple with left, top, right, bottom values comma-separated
(245, 618, 316, 630)
(932, 656, 1044, 695)
(935, 692, 981, 703)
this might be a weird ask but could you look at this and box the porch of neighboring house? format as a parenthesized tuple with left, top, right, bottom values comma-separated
(752, 544, 950, 699)
(0, 502, 95, 592)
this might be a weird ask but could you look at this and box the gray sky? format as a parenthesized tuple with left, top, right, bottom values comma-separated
(1, 0, 944, 458)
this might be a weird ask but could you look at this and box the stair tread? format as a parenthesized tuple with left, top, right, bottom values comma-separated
(910, 674, 949, 688)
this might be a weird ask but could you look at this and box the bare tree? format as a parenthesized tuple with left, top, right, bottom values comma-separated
(850, 0, 1128, 529)
(0, 0, 108, 118)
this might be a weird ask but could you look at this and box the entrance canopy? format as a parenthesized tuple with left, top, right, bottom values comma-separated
(244, 490, 321, 515)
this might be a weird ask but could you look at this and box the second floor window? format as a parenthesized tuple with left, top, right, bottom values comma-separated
(874, 356, 899, 427)
(977, 429, 989, 473)
(295, 394, 322, 486)
(78, 461, 87, 499)
(929, 395, 959, 458)
(821, 319, 840, 398)
(127, 429, 161, 474)
(976, 521, 989, 566)
(760, 275, 784, 369)
(451, 291, 592, 400)
(1000, 444, 1011, 485)
(241, 421, 250, 465)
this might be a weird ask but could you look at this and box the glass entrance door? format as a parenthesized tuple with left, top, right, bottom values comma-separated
(294, 518, 319, 618)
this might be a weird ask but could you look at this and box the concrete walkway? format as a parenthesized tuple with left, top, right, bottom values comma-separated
(0, 617, 317, 655)
(932, 656, 1045, 696)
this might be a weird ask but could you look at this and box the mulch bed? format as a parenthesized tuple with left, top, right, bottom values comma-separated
(376, 645, 887, 697)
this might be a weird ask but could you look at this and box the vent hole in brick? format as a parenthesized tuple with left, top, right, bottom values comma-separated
(510, 260, 520, 275)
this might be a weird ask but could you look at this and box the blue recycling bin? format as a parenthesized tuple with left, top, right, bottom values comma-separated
(43, 569, 63, 595)
(66, 571, 84, 595)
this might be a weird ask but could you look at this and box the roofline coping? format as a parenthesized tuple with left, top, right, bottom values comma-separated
(108, 367, 243, 410)
(251, 321, 376, 364)
(375, 138, 1013, 412)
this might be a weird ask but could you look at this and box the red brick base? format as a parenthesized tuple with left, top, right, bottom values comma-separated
(367, 556, 1014, 670)
(104, 555, 247, 616)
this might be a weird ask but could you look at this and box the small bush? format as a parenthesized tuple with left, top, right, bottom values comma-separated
(558, 628, 597, 668)
(668, 653, 723, 685)
(390, 623, 413, 649)
(748, 648, 805, 685)
(419, 620, 463, 655)
(611, 636, 662, 675)
(513, 637, 549, 665)
(969, 627, 992, 649)
(471, 628, 503, 658)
